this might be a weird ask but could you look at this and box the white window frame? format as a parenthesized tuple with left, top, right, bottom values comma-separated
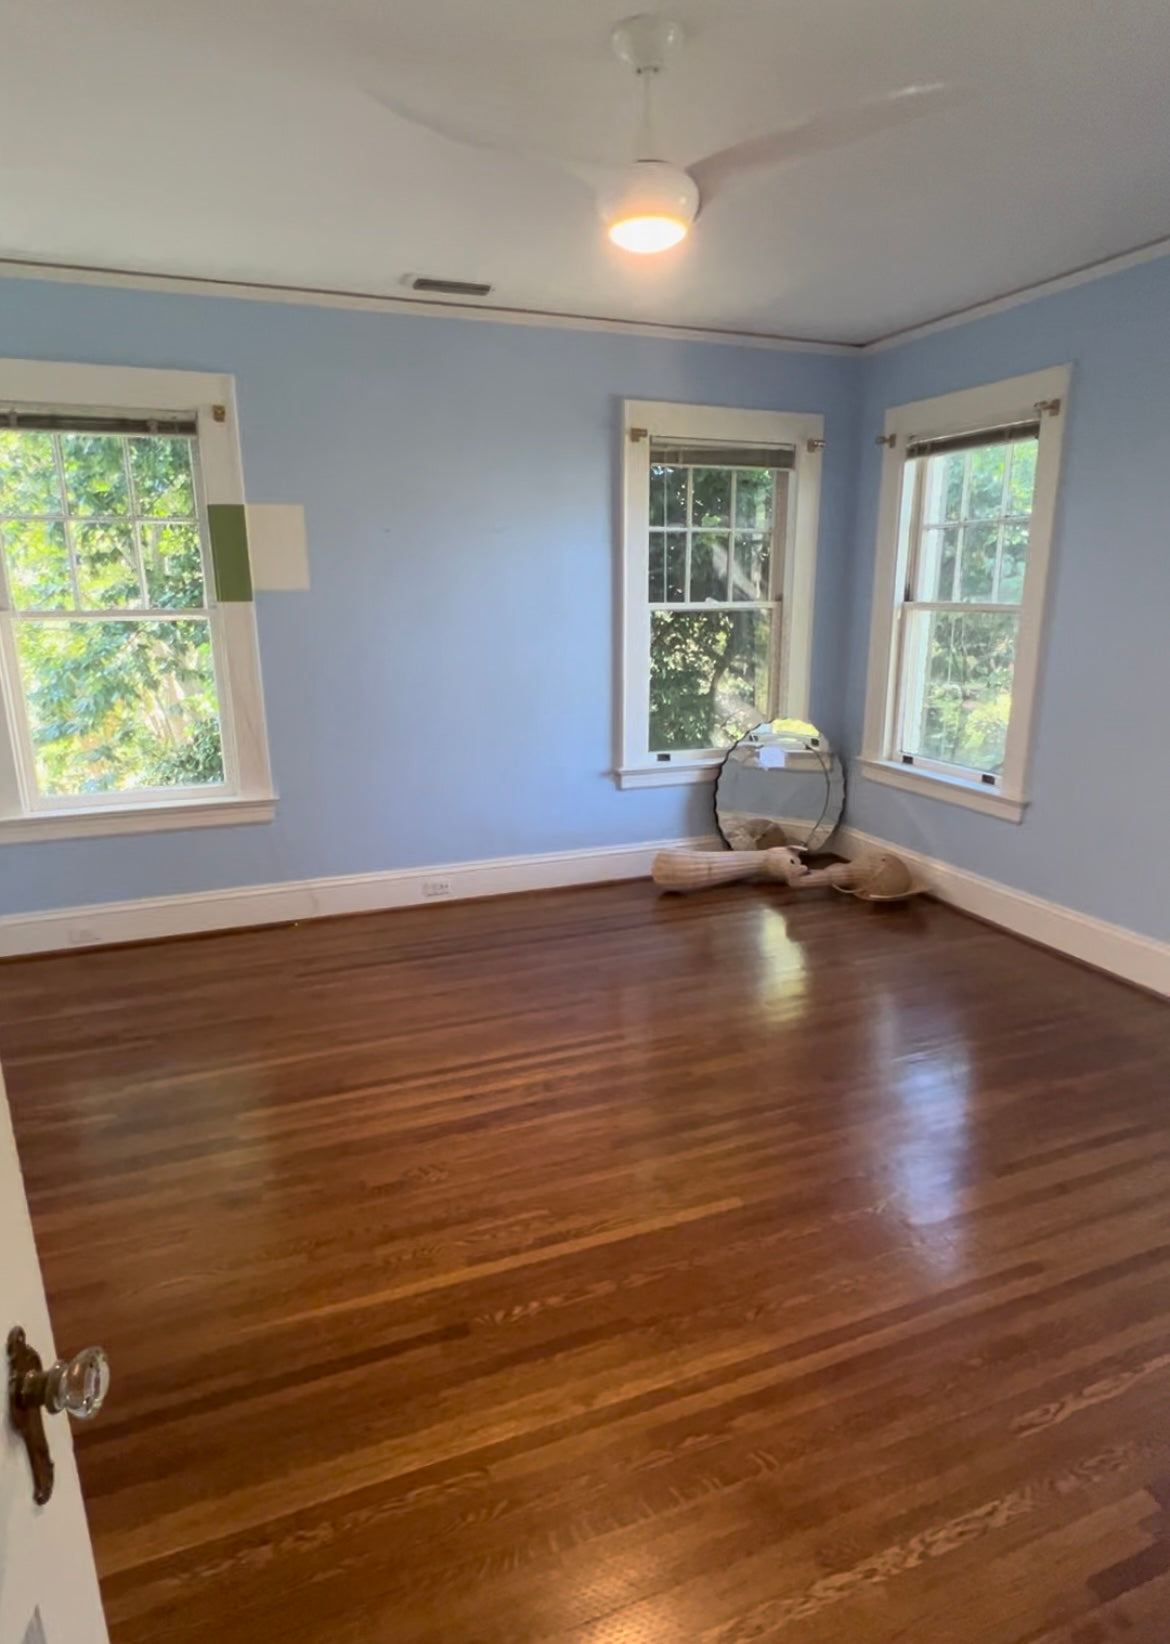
(616, 398, 824, 790)
(860, 365, 1070, 823)
(0, 359, 275, 841)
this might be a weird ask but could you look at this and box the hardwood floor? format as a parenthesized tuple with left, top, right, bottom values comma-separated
(3, 882, 1170, 1643)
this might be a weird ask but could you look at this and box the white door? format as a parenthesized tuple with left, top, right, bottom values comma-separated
(1, 1069, 108, 1644)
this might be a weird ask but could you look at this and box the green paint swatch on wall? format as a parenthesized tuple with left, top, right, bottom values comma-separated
(207, 504, 253, 601)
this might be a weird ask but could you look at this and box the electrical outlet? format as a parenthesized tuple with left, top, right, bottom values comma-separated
(420, 878, 453, 901)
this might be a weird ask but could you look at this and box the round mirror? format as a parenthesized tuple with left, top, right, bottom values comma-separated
(715, 719, 844, 854)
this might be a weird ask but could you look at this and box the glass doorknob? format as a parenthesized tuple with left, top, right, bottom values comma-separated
(43, 1345, 110, 1419)
(7, 1326, 111, 1505)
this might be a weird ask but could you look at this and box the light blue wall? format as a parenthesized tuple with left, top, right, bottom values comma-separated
(7, 258, 1167, 937)
(0, 277, 862, 916)
(843, 256, 1170, 943)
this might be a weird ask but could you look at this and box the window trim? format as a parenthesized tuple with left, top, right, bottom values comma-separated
(617, 398, 824, 790)
(0, 358, 275, 840)
(860, 365, 1071, 823)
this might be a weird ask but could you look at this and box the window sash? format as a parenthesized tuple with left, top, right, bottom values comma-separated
(0, 362, 275, 834)
(621, 401, 823, 783)
(0, 424, 207, 617)
(647, 604, 784, 760)
(0, 607, 235, 812)
(900, 601, 1020, 616)
(892, 606, 1022, 782)
(647, 463, 786, 608)
(9, 606, 214, 622)
(860, 367, 1068, 817)
(887, 433, 1041, 785)
(645, 459, 786, 755)
(0, 422, 239, 811)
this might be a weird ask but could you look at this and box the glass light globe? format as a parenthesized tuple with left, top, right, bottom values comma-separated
(601, 161, 698, 255)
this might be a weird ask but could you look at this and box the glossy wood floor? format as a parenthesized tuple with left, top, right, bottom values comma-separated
(3, 883, 1170, 1643)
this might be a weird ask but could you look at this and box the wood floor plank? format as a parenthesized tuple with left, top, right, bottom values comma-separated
(2, 883, 1170, 1641)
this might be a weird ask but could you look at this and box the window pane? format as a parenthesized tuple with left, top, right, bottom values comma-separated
(14, 618, 225, 796)
(664, 532, 686, 601)
(74, 522, 142, 608)
(663, 466, 687, 526)
(902, 609, 1018, 776)
(143, 523, 207, 609)
(999, 522, 1029, 604)
(942, 453, 965, 521)
(128, 437, 196, 519)
(732, 531, 770, 600)
(922, 453, 965, 527)
(2, 520, 72, 610)
(734, 470, 774, 531)
(0, 430, 63, 515)
(916, 525, 959, 602)
(690, 532, 729, 601)
(60, 434, 131, 516)
(649, 467, 665, 528)
(959, 522, 998, 602)
(1007, 440, 1037, 515)
(648, 529, 665, 601)
(966, 445, 1007, 519)
(691, 468, 730, 527)
(916, 435, 1037, 607)
(649, 609, 771, 752)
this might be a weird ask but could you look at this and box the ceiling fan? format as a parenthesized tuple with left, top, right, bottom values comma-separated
(375, 13, 963, 256)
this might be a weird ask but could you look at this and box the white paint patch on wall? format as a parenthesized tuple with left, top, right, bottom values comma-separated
(247, 503, 310, 591)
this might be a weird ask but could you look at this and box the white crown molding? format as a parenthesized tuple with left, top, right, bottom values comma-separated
(862, 234, 1170, 352)
(0, 257, 855, 356)
(0, 833, 719, 957)
(836, 826, 1170, 998)
(2, 238, 1170, 356)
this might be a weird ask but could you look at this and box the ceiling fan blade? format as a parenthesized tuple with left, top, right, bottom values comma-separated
(690, 83, 968, 203)
(368, 91, 615, 193)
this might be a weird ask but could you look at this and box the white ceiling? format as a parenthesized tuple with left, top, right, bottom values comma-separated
(2, 0, 1170, 344)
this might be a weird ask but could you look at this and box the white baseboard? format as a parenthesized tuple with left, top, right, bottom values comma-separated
(10, 829, 1167, 995)
(837, 826, 1170, 998)
(0, 835, 717, 959)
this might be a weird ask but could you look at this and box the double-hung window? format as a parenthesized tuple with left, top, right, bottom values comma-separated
(618, 400, 823, 788)
(861, 366, 1069, 821)
(0, 360, 273, 840)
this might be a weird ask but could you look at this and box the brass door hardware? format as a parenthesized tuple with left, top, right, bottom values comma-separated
(7, 1326, 110, 1505)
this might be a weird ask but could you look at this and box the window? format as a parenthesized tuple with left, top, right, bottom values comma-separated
(618, 400, 823, 789)
(861, 367, 1069, 822)
(0, 360, 273, 840)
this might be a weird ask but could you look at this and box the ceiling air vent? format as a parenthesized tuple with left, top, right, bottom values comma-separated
(410, 276, 493, 298)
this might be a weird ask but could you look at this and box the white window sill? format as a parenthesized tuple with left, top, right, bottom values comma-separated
(857, 758, 1026, 822)
(615, 763, 721, 791)
(0, 795, 276, 843)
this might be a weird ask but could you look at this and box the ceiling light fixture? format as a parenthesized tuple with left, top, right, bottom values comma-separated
(602, 159, 699, 253)
(374, 17, 964, 265)
(603, 16, 695, 255)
